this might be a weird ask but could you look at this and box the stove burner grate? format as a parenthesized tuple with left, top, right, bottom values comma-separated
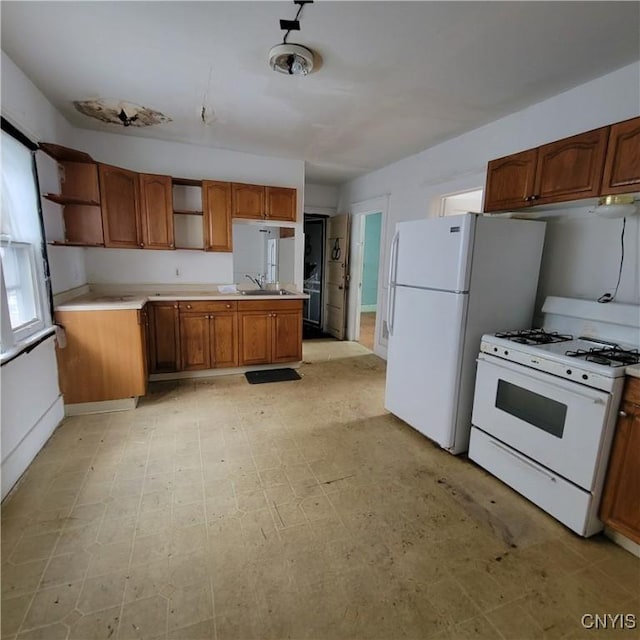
(494, 329, 574, 345)
(565, 345, 640, 367)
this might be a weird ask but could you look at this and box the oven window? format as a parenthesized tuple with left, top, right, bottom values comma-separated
(495, 380, 567, 438)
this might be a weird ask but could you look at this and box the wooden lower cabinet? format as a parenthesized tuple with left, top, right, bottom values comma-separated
(600, 377, 640, 544)
(55, 308, 147, 403)
(148, 302, 180, 373)
(238, 300, 302, 366)
(179, 301, 238, 370)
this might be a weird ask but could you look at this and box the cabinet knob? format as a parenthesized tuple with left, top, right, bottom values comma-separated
(225, 304, 231, 309)
(173, 304, 178, 309)
(186, 304, 192, 309)
(140, 243, 145, 248)
(272, 313, 277, 317)
(170, 243, 174, 248)
(619, 410, 628, 418)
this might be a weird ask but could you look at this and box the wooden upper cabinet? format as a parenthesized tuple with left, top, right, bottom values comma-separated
(533, 127, 608, 205)
(600, 378, 640, 544)
(601, 116, 640, 195)
(148, 302, 180, 373)
(99, 164, 142, 248)
(266, 187, 297, 222)
(203, 180, 232, 252)
(483, 149, 538, 212)
(138, 173, 174, 250)
(232, 183, 265, 220)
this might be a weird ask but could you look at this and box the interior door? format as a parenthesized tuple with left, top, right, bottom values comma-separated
(324, 213, 349, 339)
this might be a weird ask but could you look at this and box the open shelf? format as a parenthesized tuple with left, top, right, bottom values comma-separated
(48, 240, 104, 247)
(39, 142, 95, 164)
(172, 177, 202, 187)
(43, 193, 100, 206)
(173, 209, 203, 216)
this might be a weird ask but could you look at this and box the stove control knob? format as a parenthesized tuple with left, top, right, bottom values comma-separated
(566, 369, 572, 375)
(504, 350, 509, 356)
(493, 347, 498, 352)
(582, 374, 588, 380)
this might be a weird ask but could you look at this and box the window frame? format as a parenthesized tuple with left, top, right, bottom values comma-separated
(1, 117, 53, 359)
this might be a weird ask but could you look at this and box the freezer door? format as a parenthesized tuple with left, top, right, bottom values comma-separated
(394, 214, 475, 292)
(384, 286, 468, 449)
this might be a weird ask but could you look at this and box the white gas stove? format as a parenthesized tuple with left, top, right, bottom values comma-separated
(480, 330, 638, 392)
(469, 297, 640, 537)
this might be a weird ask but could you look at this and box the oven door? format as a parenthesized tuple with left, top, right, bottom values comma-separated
(472, 354, 610, 490)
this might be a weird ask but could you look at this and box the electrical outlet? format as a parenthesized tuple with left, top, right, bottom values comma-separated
(175, 268, 180, 277)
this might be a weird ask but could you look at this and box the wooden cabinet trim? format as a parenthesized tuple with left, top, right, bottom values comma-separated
(602, 116, 640, 195)
(178, 301, 237, 312)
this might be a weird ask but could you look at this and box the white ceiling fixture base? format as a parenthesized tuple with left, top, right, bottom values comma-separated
(268, 43, 315, 76)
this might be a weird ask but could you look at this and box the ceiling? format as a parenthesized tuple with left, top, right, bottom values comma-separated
(2, 2, 639, 185)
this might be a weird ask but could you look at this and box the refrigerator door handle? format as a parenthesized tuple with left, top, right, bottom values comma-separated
(387, 231, 400, 335)
(388, 230, 400, 287)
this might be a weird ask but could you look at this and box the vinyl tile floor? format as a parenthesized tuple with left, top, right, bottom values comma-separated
(2, 340, 638, 640)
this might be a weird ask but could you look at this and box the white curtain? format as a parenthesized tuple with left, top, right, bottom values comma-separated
(1, 131, 41, 243)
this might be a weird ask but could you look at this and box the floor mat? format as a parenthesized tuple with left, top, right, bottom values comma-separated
(245, 368, 301, 384)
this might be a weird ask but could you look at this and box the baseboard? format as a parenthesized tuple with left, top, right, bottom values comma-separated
(604, 526, 640, 558)
(149, 362, 301, 382)
(1, 395, 64, 500)
(64, 397, 139, 416)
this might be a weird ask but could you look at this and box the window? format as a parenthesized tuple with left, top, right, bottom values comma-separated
(1, 125, 50, 354)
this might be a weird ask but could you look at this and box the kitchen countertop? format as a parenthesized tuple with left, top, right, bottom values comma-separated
(55, 287, 308, 311)
(626, 364, 640, 379)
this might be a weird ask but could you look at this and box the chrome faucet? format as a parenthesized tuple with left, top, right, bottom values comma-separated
(245, 274, 265, 289)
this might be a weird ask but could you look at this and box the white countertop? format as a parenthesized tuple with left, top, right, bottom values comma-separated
(55, 286, 308, 311)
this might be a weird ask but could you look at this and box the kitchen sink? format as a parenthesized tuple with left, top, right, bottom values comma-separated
(240, 289, 292, 296)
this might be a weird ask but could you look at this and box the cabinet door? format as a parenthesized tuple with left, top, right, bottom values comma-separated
(203, 180, 232, 252)
(210, 312, 238, 368)
(266, 187, 297, 222)
(238, 311, 271, 365)
(232, 183, 265, 220)
(180, 313, 211, 370)
(271, 308, 302, 363)
(99, 164, 142, 248)
(599, 399, 640, 544)
(533, 128, 608, 205)
(54, 309, 146, 403)
(148, 302, 180, 373)
(483, 149, 538, 212)
(139, 173, 174, 250)
(601, 116, 640, 195)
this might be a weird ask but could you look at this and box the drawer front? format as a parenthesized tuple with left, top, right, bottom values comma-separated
(469, 427, 595, 536)
(178, 301, 237, 313)
(238, 299, 303, 312)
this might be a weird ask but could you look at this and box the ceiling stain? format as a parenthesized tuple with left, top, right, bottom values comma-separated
(73, 99, 171, 127)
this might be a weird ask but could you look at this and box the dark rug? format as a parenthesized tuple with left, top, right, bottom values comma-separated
(245, 368, 301, 384)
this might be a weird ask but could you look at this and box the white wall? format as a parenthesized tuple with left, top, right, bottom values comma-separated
(0, 51, 67, 498)
(72, 129, 306, 290)
(338, 61, 640, 355)
(304, 182, 339, 215)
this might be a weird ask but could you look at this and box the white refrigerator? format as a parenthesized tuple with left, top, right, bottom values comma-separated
(384, 213, 546, 454)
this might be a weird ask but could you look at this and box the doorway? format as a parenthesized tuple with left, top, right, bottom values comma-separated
(356, 211, 382, 350)
(302, 215, 327, 338)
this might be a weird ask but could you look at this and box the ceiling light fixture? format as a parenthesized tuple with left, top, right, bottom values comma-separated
(269, 43, 315, 76)
(269, 0, 316, 76)
(594, 194, 638, 219)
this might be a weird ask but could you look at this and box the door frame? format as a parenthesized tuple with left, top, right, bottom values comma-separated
(346, 195, 389, 356)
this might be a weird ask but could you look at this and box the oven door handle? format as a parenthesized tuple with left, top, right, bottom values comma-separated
(489, 439, 557, 483)
(477, 356, 607, 405)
